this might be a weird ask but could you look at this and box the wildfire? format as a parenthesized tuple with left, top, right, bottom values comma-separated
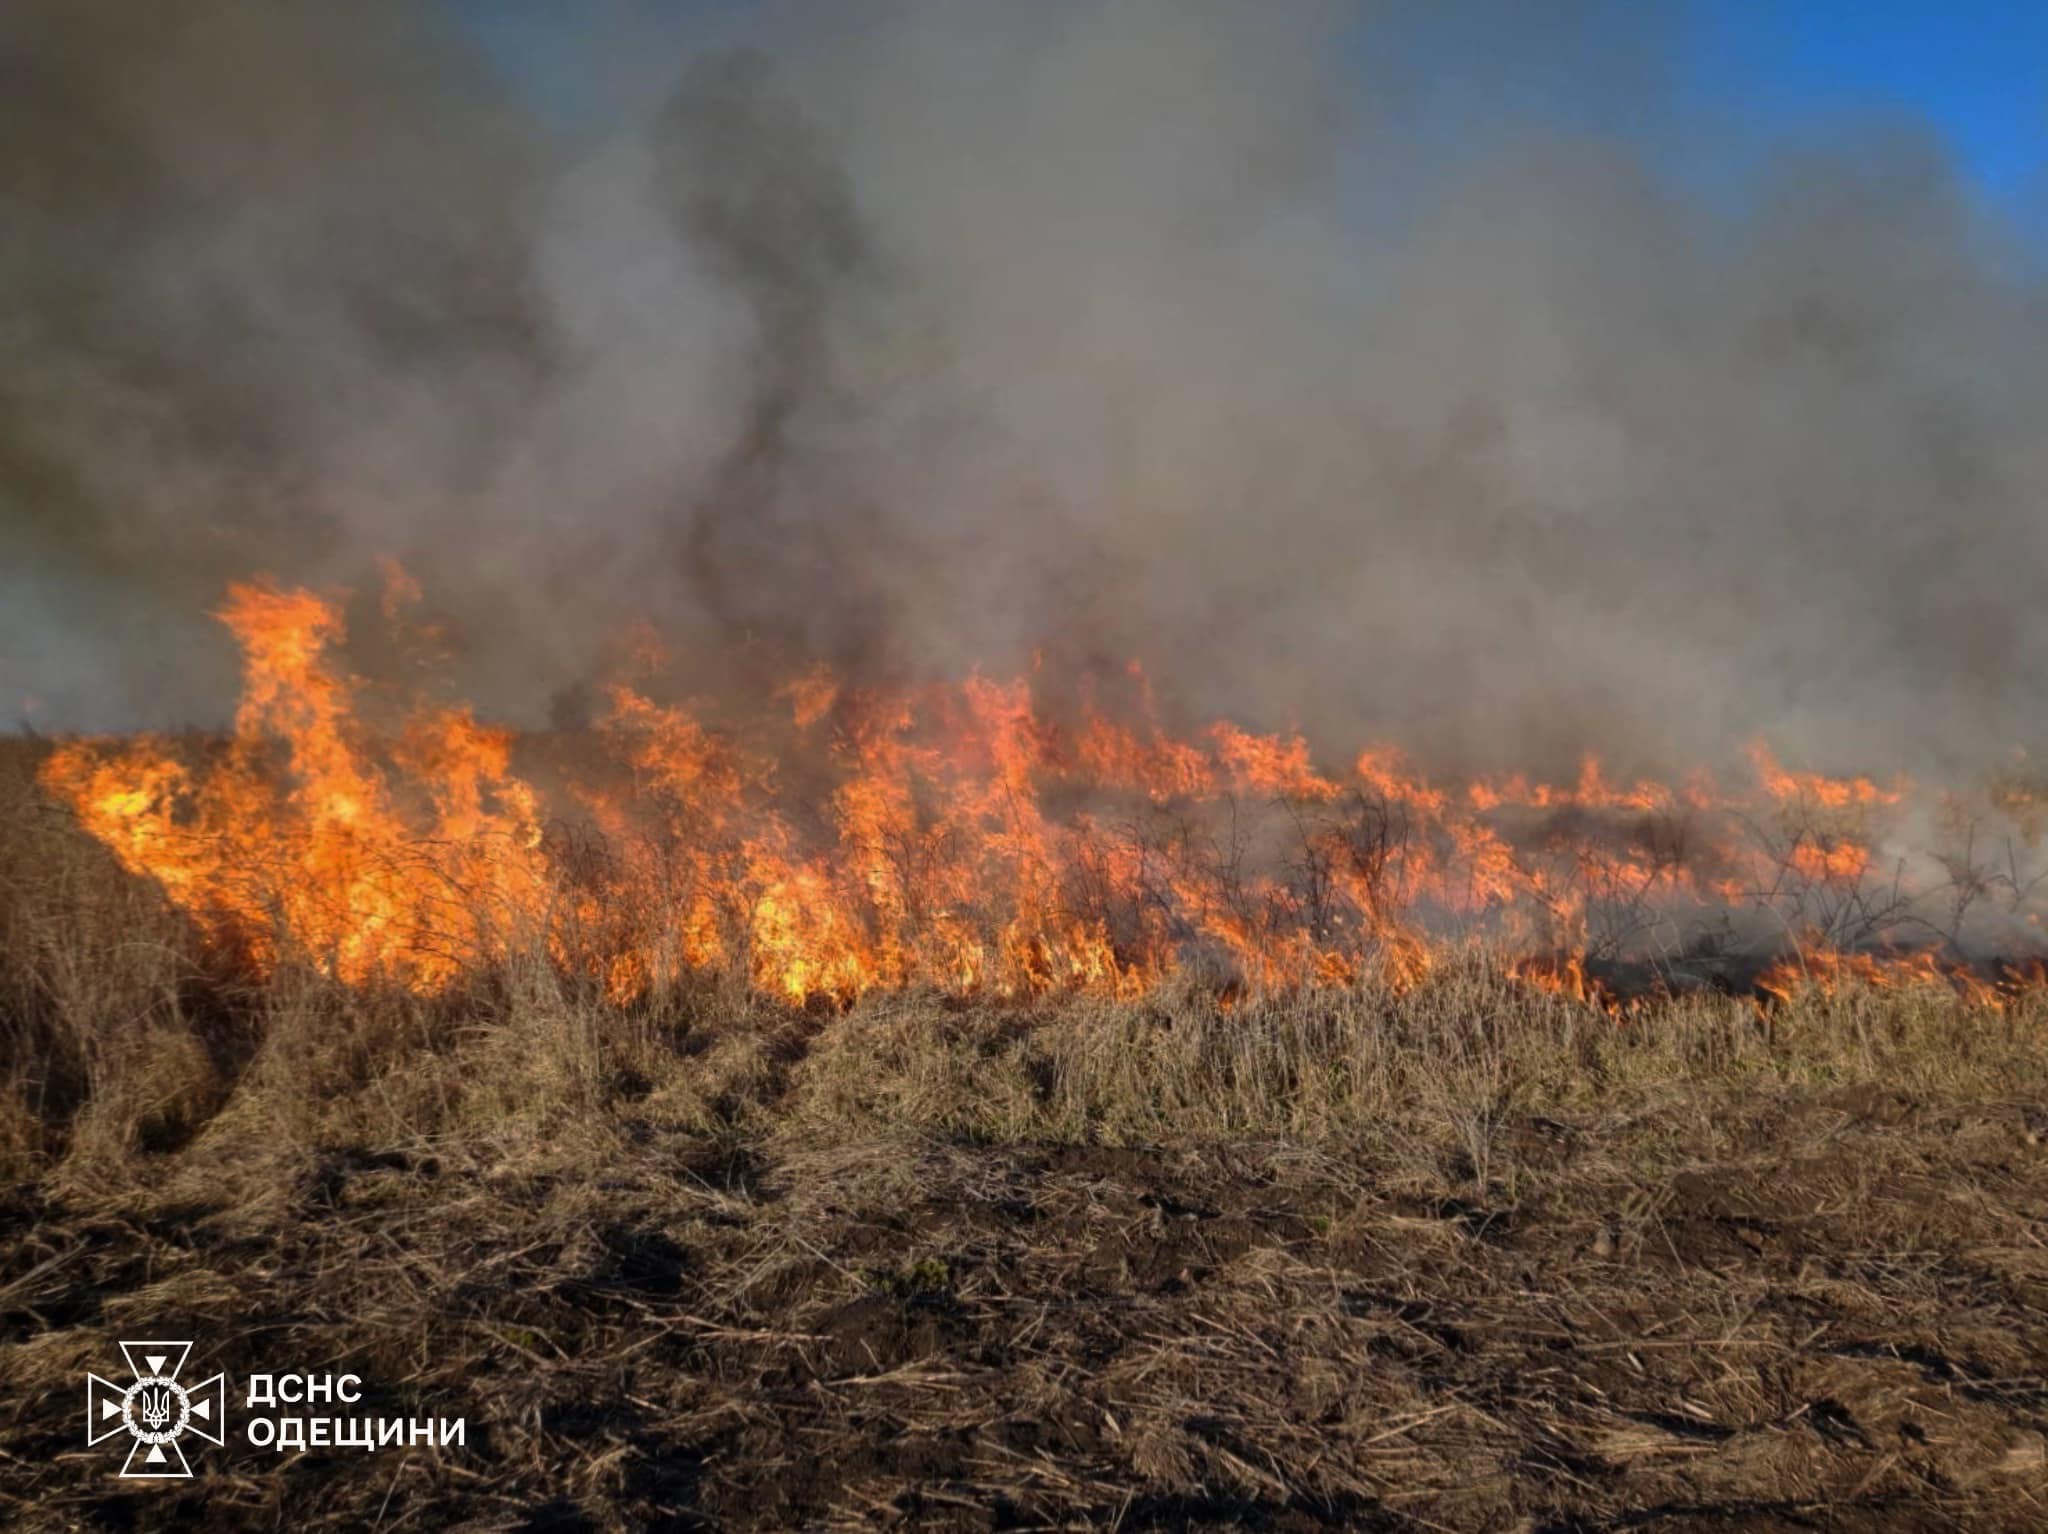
(37, 575, 2048, 1013)
(42, 582, 547, 989)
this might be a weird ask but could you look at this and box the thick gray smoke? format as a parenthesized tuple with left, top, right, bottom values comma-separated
(3, 0, 2044, 780)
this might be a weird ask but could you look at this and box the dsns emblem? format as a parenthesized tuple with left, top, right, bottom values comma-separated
(86, 1341, 227, 1478)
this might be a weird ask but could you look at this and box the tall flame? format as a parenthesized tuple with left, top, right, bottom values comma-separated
(39, 575, 2048, 1012)
(43, 579, 546, 988)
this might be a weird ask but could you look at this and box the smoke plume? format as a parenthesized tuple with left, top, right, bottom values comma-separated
(4, 0, 2044, 780)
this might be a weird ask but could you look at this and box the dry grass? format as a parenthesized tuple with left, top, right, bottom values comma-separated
(6, 734, 2048, 1530)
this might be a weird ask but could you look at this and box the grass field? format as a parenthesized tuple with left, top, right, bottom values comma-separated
(6, 735, 2048, 1531)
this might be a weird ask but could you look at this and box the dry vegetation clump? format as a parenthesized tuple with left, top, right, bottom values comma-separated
(6, 735, 2048, 1530)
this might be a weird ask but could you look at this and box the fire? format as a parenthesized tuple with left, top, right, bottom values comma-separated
(37, 574, 2048, 1013)
(42, 579, 546, 988)
(1754, 947, 2045, 1013)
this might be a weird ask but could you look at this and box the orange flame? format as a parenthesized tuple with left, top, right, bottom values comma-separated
(38, 575, 2048, 1014)
(44, 580, 545, 987)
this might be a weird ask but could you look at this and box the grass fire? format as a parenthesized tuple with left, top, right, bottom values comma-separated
(7, 2, 2048, 1530)
(35, 569, 2048, 1016)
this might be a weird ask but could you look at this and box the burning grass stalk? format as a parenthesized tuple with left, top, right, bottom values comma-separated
(7, 719, 2048, 1186)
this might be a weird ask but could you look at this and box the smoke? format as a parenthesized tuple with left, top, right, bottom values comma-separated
(3, 0, 2045, 778)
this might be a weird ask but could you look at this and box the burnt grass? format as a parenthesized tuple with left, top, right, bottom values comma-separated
(8, 1073, 2048, 1530)
(5, 743, 2048, 1529)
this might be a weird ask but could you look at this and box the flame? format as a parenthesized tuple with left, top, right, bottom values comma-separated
(42, 579, 546, 988)
(38, 574, 2048, 1013)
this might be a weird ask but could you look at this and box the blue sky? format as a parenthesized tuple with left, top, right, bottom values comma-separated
(1684, 0, 2046, 203)
(447, 0, 2046, 210)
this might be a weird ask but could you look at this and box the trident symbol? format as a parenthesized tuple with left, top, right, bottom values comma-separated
(137, 1384, 174, 1432)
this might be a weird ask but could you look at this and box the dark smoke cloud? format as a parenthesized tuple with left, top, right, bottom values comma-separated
(3, 0, 2044, 781)
(0, 0, 542, 720)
